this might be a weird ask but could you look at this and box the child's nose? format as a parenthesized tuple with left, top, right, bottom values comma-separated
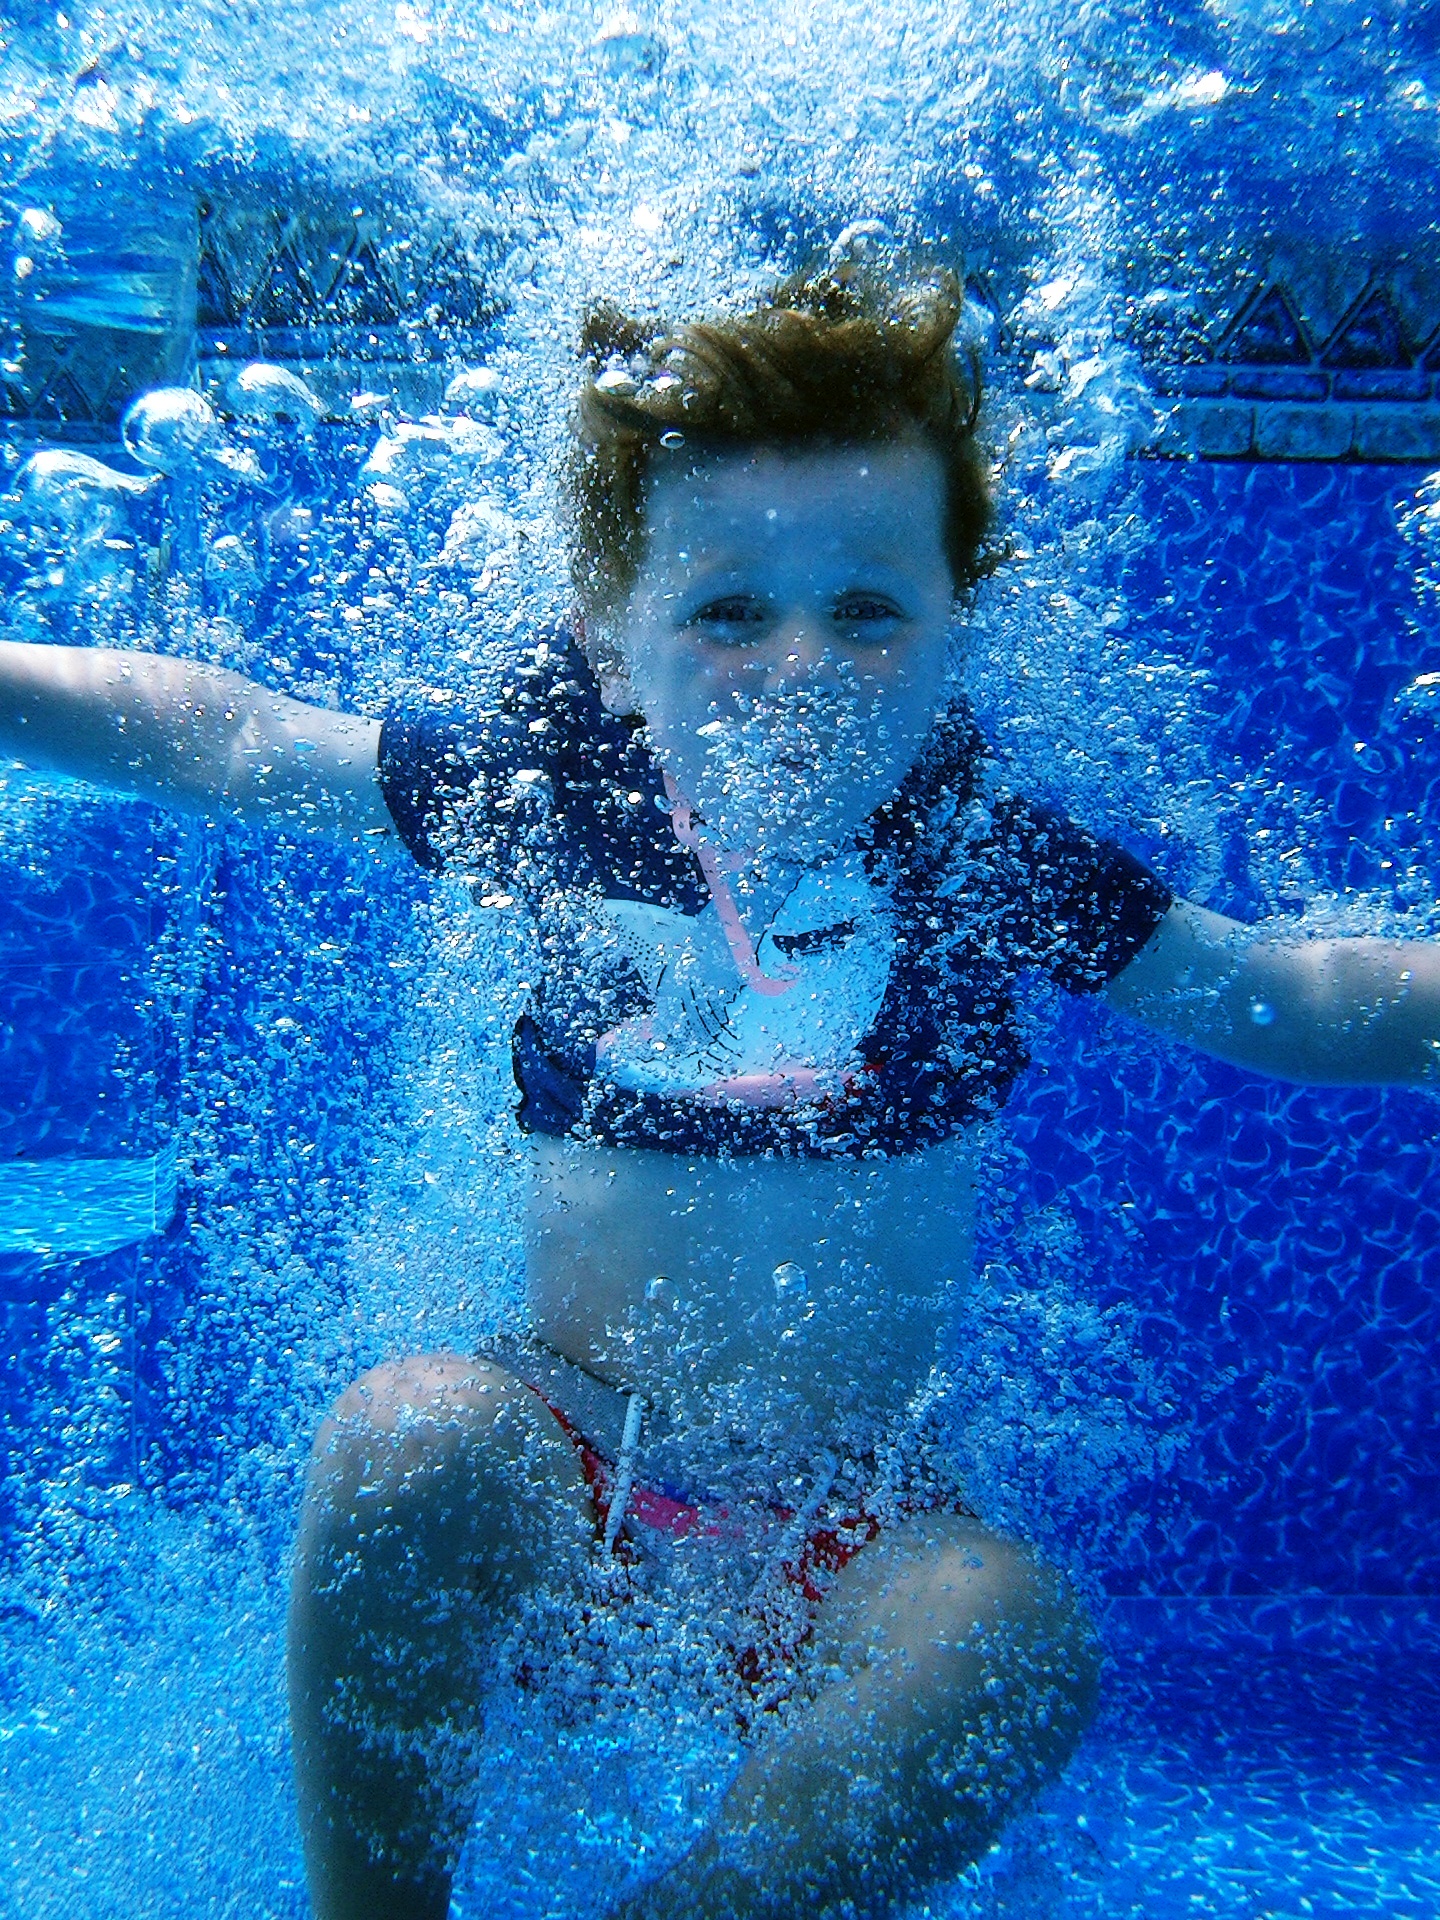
(763, 614, 835, 693)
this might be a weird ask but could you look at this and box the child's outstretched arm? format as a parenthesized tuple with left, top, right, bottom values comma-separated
(1105, 898, 1440, 1088)
(0, 640, 391, 842)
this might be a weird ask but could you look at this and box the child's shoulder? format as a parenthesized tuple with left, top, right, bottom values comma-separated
(377, 621, 692, 897)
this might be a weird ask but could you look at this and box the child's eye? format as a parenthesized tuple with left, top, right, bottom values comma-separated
(832, 595, 903, 627)
(688, 596, 769, 635)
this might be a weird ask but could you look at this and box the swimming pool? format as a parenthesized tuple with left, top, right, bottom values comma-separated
(2, 3, 1439, 1914)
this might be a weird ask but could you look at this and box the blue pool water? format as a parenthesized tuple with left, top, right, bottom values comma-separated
(3, 3, 1440, 1914)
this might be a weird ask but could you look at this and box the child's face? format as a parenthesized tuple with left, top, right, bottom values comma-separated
(611, 435, 954, 859)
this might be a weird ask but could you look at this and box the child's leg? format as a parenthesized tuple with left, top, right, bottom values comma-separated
(287, 1352, 593, 1920)
(624, 1512, 1098, 1920)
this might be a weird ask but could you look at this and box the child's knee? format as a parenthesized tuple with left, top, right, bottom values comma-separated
(325, 1350, 515, 1439)
(821, 1514, 1099, 1741)
(922, 1519, 1096, 1687)
(303, 1351, 586, 1542)
(295, 1356, 592, 1626)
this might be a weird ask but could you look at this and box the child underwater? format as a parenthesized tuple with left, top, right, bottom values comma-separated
(3, 265, 1440, 1920)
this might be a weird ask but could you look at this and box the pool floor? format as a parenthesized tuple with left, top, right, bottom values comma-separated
(996, 1603, 1440, 1920)
(6, 1500, 1434, 1920)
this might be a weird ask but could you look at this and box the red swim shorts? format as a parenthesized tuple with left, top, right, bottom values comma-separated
(527, 1384, 976, 1715)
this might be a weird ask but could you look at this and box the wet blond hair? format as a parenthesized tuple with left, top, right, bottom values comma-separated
(565, 264, 992, 663)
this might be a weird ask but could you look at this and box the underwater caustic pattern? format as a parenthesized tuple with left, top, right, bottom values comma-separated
(956, 464, 1440, 1599)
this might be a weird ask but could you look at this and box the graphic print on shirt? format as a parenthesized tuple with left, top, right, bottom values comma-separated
(594, 849, 895, 1109)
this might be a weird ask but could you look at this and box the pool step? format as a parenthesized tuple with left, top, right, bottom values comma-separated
(0, 1141, 177, 1260)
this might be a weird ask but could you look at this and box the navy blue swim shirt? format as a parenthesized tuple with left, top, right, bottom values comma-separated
(379, 626, 1171, 1158)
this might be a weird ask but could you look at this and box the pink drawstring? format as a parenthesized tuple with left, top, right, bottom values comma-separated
(663, 772, 797, 997)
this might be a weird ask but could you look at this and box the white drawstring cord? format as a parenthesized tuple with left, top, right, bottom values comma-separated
(603, 1391, 647, 1555)
(749, 1449, 838, 1604)
(662, 771, 799, 997)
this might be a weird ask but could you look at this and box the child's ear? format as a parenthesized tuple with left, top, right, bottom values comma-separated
(578, 611, 641, 715)
(597, 665, 641, 716)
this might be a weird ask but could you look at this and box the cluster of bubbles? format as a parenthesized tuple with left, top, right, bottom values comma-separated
(681, 669, 912, 860)
(1396, 470, 1440, 721)
(0, 350, 529, 727)
(0, 366, 315, 631)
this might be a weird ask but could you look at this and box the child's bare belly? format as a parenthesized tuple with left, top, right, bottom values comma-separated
(525, 1131, 975, 1458)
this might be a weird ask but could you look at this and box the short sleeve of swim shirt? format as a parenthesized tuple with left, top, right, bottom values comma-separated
(374, 633, 692, 905)
(377, 699, 530, 875)
(937, 787, 1173, 993)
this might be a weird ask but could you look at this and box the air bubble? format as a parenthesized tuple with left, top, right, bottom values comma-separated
(436, 498, 521, 572)
(122, 389, 224, 470)
(365, 481, 409, 513)
(828, 218, 893, 268)
(443, 366, 504, 415)
(14, 448, 153, 524)
(360, 417, 502, 494)
(1024, 349, 1065, 392)
(593, 14, 665, 75)
(773, 1261, 807, 1299)
(121, 389, 262, 481)
(1248, 999, 1276, 1027)
(226, 362, 325, 428)
(204, 533, 260, 598)
(267, 503, 316, 547)
(18, 207, 60, 243)
(10, 449, 155, 588)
